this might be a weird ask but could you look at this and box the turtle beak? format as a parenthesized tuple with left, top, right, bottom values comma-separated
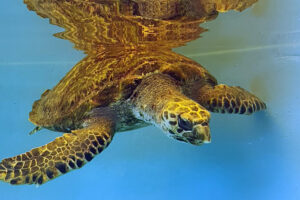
(192, 125, 211, 144)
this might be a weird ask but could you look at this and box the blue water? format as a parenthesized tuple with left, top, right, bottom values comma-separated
(1, 0, 300, 200)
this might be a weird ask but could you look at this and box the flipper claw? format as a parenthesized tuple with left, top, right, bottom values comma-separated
(29, 126, 43, 135)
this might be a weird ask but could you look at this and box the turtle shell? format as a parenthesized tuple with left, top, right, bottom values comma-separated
(29, 50, 216, 130)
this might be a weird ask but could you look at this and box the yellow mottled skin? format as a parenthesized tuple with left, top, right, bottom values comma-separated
(130, 74, 211, 145)
(0, 116, 114, 185)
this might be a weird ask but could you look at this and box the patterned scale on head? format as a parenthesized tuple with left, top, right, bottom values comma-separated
(129, 73, 213, 146)
(160, 97, 211, 145)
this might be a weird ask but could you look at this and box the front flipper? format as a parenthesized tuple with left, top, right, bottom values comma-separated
(0, 117, 114, 185)
(193, 84, 266, 115)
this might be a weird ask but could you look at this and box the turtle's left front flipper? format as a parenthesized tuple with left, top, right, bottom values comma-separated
(191, 84, 266, 115)
(0, 116, 115, 185)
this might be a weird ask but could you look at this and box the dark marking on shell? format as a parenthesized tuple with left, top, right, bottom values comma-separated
(240, 105, 246, 114)
(103, 134, 109, 140)
(10, 178, 20, 185)
(255, 101, 261, 110)
(248, 107, 253, 113)
(2, 160, 13, 168)
(23, 161, 30, 168)
(89, 147, 97, 155)
(16, 155, 21, 161)
(97, 147, 103, 153)
(31, 149, 40, 157)
(234, 108, 239, 113)
(84, 152, 93, 161)
(41, 151, 50, 157)
(96, 136, 105, 146)
(69, 155, 76, 161)
(46, 169, 54, 179)
(14, 170, 20, 177)
(5, 171, 12, 180)
(224, 99, 230, 108)
(76, 159, 84, 168)
(32, 174, 38, 182)
(21, 153, 29, 161)
(15, 162, 23, 169)
(25, 176, 30, 184)
(55, 162, 68, 174)
(37, 175, 44, 185)
(231, 100, 236, 108)
(68, 161, 76, 169)
(26, 152, 33, 159)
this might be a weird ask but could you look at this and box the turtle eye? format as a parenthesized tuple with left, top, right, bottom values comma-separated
(178, 115, 193, 131)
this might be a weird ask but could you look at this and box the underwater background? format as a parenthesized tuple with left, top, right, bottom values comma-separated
(0, 0, 299, 199)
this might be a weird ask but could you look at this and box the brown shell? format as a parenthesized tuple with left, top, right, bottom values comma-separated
(29, 50, 216, 128)
(25, 0, 256, 128)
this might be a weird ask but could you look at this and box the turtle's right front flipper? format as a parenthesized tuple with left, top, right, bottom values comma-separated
(192, 84, 266, 115)
(0, 116, 115, 185)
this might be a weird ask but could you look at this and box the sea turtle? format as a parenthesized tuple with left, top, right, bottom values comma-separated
(0, 0, 264, 185)
(0, 49, 266, 185)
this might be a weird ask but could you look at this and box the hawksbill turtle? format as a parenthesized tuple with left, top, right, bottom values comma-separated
(0, 0, 263, 185)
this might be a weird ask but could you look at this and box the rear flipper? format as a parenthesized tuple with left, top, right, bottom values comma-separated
(193, 84, 266, 115)
(0, 117, 115, 185)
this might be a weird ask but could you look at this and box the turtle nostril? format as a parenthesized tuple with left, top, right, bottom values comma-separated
(178, 115, 193, 131)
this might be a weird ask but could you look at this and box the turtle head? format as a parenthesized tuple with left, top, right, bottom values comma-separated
(161, 98, 211, 145)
